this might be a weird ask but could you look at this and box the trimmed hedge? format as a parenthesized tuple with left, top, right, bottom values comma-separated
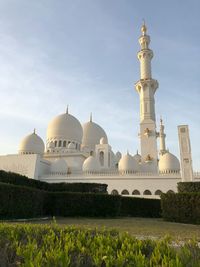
(0, 182, 47, 219)
(161, 192, 200, 224)
(120, 197, 161, 218)
(178, 182, 200, 193)
(0, 182, 162, 219)
(47, 192, 121, 217)
(0, 170, 107, 193)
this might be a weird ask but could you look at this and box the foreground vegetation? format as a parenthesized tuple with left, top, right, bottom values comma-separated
(27, 217, 200, 241)
(1, 223, 200, 267)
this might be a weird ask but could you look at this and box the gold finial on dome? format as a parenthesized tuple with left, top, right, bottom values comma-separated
(66, 105, 69, 114)
(141, 19, 147, 35)
(33, 128, 36, 134)
(90, 112, 92, 122)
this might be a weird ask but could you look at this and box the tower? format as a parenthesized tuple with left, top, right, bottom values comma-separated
(159, 118, 167, 155)
(178, 125, 193, 182)
(135, 23, 159, 172)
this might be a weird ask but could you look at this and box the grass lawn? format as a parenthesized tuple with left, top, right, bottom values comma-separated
(9, 217, 200, 241)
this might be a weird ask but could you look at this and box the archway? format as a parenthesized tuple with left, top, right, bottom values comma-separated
(121, 189, 129, 195)
(143, 190, 152, 195)
(111, 189, 119, 195)
(132, 190, 140, 195)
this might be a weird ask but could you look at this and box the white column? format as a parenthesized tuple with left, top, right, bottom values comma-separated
(178, 125, 193, 182)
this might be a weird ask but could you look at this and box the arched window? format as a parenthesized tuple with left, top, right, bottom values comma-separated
(63, 141, 66, 147)
(155, 190, 163, 196)
(143, 190, 152, 195)
(58, 140, 62, 147)
(111, 189, 119, 195)
(108, 152, 110, 167)
(121, 189, 129, 195)
(132, 190, 140, 195)
(167, 190, 175, 194)
(90, 151, 93, 156)
(99, 151, 104, 166)
(54, 141, 57, 147)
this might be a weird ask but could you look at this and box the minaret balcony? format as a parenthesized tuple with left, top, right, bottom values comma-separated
(145, 154, 153, 162)
(135, 79, 158, 94)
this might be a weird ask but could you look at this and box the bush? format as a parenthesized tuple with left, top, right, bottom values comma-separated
(161, 192, 200, 224)
(1, 224, 200, 266)
(0, 170, 107, 193)
(120, 197, 161, 218)
(47, 192, 121, 217)
(0, 182, 47, 219)
(178, 182, 200, 193)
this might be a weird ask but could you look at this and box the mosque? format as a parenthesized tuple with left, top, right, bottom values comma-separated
(0, 24, 199, 197)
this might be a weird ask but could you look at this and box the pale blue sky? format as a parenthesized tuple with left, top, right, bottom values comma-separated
(0, 0, 199, 169)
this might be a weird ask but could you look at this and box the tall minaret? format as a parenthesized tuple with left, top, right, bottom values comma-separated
(135, 23, 159, 172)
(159, 118, 167, 155)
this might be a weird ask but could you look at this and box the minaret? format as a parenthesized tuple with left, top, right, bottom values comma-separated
(135, 23, 159, 172)
(159, 118, 167, 155)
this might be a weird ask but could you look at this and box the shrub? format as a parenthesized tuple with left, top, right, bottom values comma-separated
(0, 170, 107, 193)
(47, 192, 121, 217)
(1, 224, 200, 266)
(161, 192, 200, 224)
(0, 182, 47, 219)
(178, 182, 200, 193)
(120, 197, 161, 218)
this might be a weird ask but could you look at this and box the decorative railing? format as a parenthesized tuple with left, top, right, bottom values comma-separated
(40, 170, 181, 179)
(193, 172, 200, 179)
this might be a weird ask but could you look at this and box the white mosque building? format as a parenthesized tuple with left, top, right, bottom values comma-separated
(0, 24, 199, 197)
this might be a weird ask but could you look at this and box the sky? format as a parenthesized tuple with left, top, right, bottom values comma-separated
(0, 0, 199, 170)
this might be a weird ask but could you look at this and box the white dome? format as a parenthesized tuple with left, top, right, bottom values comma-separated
(51, 159, 68, 173)
(118, 153, 139, 173)
(100, 137, 107, 145)
(159, 152, 180, 173)
(19, 131, 45, 155)
(133, 152, 141, 163)
(68, 142, 76, 149)
(47, 112, 83, 143)
(82, 156, 100, 173)
(82, 120, 108, 150)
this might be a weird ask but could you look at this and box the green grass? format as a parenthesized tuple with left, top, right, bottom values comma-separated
(8, 217, 200, 241)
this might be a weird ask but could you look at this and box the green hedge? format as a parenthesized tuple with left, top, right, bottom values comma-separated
(0, 170, 107, 193)
(178, 182, 200, 193)
(47, 192, 121, 217)
(0, 182, 47, 219)
(161, 192, 200, 224)
(0, 182, 162, 219)
(120, 197, 161, 218)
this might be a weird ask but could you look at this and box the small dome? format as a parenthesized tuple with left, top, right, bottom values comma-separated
(82, 120, 108, 151)
(116, 151, 122, 160)
(19, 131, 45, 155)
(118, 152, 139, 173)
(68, 142, 76, 149)
(133, 152, 141, 163)
(100, 137, 107, 145)
(51, 159, 68, 173)
(47, 112, 83, 144)
(159, 152, 180, 173)
(82, 156, 100, 173)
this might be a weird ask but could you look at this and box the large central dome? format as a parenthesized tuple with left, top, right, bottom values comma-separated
(47, 112, 83, 146)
